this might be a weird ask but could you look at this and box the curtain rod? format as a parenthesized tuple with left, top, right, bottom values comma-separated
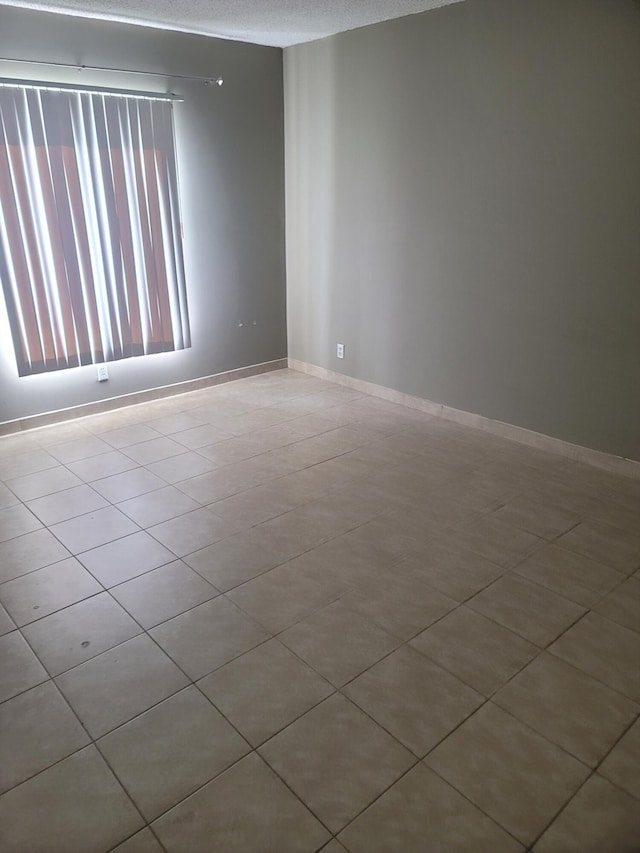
(0, 56, 223, 87)
(0, 77, 186, 101)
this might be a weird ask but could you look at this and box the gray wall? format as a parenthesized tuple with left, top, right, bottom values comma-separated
(0, 5, 286, 422)
(284, 0, 640, 461)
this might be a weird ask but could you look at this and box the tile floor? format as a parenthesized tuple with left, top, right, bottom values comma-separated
(0, 368, 639, 852)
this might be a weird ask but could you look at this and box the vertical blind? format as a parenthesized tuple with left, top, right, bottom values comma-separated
(0, 84, 190, 377)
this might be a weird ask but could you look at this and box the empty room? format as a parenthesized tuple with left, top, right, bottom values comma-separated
(0, 0, 639, 850)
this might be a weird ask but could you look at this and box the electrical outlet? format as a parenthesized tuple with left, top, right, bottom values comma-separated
(97, 365, 109, 382)
(336, 343, 345, 359)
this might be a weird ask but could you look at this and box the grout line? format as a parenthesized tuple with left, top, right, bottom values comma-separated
(524, 769, 596, 850)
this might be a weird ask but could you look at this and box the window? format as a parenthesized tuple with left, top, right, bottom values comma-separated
(0, 82, 190, 377)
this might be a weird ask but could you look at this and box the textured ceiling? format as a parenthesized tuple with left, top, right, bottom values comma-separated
(0, 0, 466, 47)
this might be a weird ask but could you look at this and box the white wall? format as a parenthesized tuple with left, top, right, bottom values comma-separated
(284, 0, 640, 461)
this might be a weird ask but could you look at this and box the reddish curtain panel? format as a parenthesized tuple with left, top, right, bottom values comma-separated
(0, 85, 190, 376)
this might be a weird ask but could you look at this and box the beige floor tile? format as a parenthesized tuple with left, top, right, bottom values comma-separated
(150, 596, 269, 679)
(425, 703, 589, 846)
(175, 465, 259, 504)
(335, 477, 411, 515)
(50, 506, 139, 554)
(290, 531, 401, 591)
(98, 686, 249, 820)
(152, 752, 330, 853)
(260, 693, 414, 833)
(320, 842, 348, 853)
(0, 602, 14, 636)
(271, 458, 368, 505)
(344, 645, 483, 756)
(122, 436, 186, 465)
(360, 471, 443, 515)
(67, 450, 138, 482)
(347, 438, 415, 469)
(26, 484, 109, 525)
(523, 478, 603, 516)
(269, 432, 357, 470)
(0, 681, 89, 793)
(0, 631, 48, 702)
(223, 450, 299, 485)
(410, 606, 538, 696)
(240, 510, 334, 562)
(0, 503, 42, 542)
(0, 746, 143, 853)
(91, 468, 167, 502)
(145, 413, 206, 435)
(338, 574, 456, 641)
(227, 564, 340, 634)
(111, 829, 164, 853)
(338, 763, 523, 853)
(592, 576, 640, 633)
(84, 409, 153, 434)
(0, 448, 59, 481)
(0, 529, 70, 583)
(278, 546, 367, 598)
(100, 424, 163, 449)
(190, 404, 261, 428)
(211, 407, 294, 436)
(491, 496, 581, 540)
(0, 482, 19, 509)
(556, 520, 640, 574)
(197, 434, 270, 467)
(382, 497, 481, 541)
(22, 593, 141, 675)
(199, 638, 333, 746)
(6, 466, 82, 501)
(393, 540, 505, 602)
(468, 574, 586, 646)
(48, 435, 113, 464)
(56, 634, 189, 738)
(184, 534, 284, 591)
(148, 507, 238, 557)
(452, 516, 544, 569)
(275, 386, 362, 415)
(330, 448, 395, 485)
(598, 719, 640, 799)
(440, 474, 521, 514)
(554, 463, 631, 498)
(550, 612, 640, 701)
(117, 485, 201, 527)
(33, 422, 93, 446)
(532, 774, 640, 852)
(493, 653, 638, 766)
(79, 531, 176, 587)
(360, 452, 430, 486)
(280, 601, 399, 687)
(0, 437, 36, 463)
(110, 561, 218, 628)
(208, 481, 298, 528)
(290, 492, 387, 542)
(514, 544, 624, 607)
(146, 451, 217, 484)
(590, 500, 640, 537)
(171, 423, 232, 450)
(0, 557, 101, 626)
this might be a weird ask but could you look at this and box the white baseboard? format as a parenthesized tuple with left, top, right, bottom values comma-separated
(0, 358, 288, 436)
(289, 358, 640, 480)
